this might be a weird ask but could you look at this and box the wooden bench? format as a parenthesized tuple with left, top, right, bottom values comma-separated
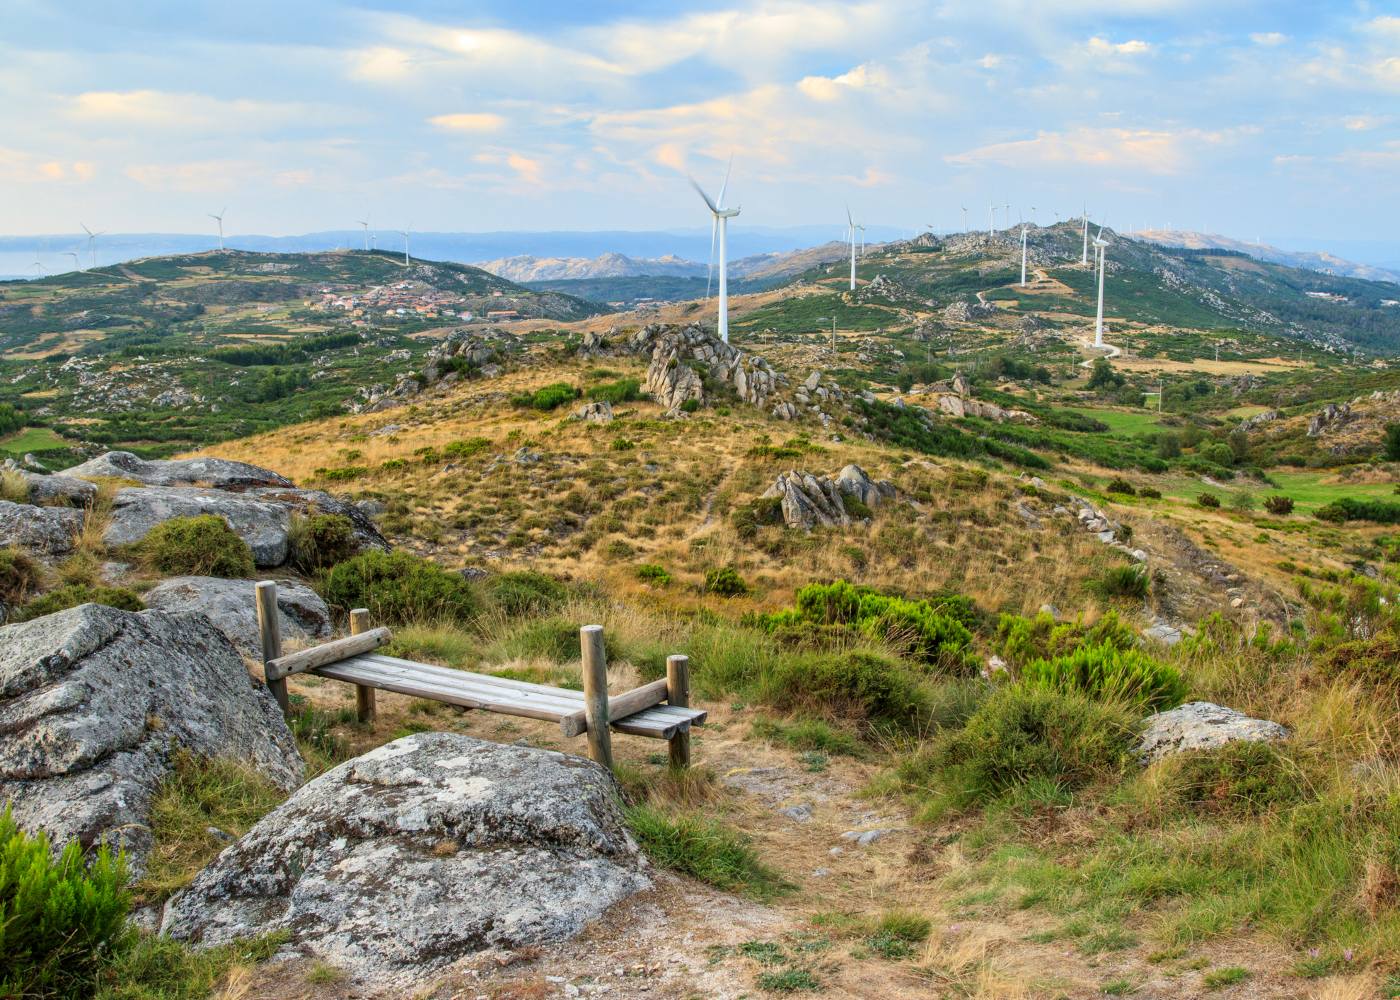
(254, 581, 704, 768)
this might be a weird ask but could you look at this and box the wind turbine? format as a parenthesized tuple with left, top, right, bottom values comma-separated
(208, 208, 226, 251)
(988, 204, 996, 237)
(1093, 233, 1109, 347)
(1081, 207, 1090, 266)
(844, 205, 858, 291)
(62, 251, 80, 272)
(858, 223, 866, 258)
(31, 260, 42, 278)
(1020, 222, 1029, 287)
(691, 159, 741, 343)
(397, 228, 411, 266)
(357, 219, 371, 251)
(961, 205, 968, 232)
(80, 224, 102, 268)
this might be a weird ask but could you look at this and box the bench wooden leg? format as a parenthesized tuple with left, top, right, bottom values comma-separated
(666, 654, 691, 769)
(350, 608, 376, 724)
(256, 581, 290, 716)
(580, 625, 614, 770)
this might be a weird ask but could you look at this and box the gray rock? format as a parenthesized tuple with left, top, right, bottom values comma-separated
(162, 733, 650, 986)
(760, 465, 896, 530)
(0, 499, 84, 556)
(1143, 622, 1183, 646)
(63, 451, 292, 489)
(2, 460, 97, 507)
(573, 400, 614, 424)
(143, 576, 331, 659)
(0, 605, 301, 871)
(1137, 701, 1288, 764)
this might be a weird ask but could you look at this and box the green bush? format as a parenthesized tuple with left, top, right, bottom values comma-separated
(899, 685, 1133, 809)
(1153, 741, 1307, 817)
(484, 570, 569, 616)
(635, 563, 672, 586)
(766, 580, 975, 671)
(704, 566, 748, 596)
(1088, 564, 1149, 600)
(0, 807, 130, 1000)
(1021, 641, 1187, 710)
(287, 513, 358, 574)
(315, 465, 368, 482)
(732, 496, 784, 539)
(586, 377, 643, 404)
(1196, 493, 1221, 509)
(758, 649, 930, 728)
(321, 550, 480, 625)
(1105, 477, 1136, 496)
(142, 515, 255, 578)
(442, 437, 490, 459)
(995, 610, 1138, 667)
(1317, 630, 1400, 688)
(1263, 494, 1294, 515)
(511, 382, 578, 410)
(14, 584, 144, 622)
(0, 546, 43, 606)
(1316, 497, 1400, 524)
(1384, 422, 1400, 462)
(1138, 486, 1162, 500)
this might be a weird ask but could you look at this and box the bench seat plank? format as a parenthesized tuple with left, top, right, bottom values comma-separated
(312, 654, 705, 740)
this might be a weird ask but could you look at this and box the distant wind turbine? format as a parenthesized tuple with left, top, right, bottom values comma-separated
(691, 158, 741, 343)
(961, 205, 968, 232)
(208, 208, 226, 251)
(31, 260, 42, 278)
(988, 204, 996, 237)
(1020, 224, 1029, 287)
(62, 251, 80, 272)
(857, 223, 866, 258)
(80, 224, 103, 269)
(1093, 234, 1110, 347)
(357, 219, 371, 251)
(397, 228, 411, 266)
(1081, 206, 1090, 266)
(845, 205, 859, 291)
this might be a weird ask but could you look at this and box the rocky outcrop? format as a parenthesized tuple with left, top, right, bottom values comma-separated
(633, 324, 782, 413)
(1307, 402, 1353, 437)
(0, 605, 301, 871)
(63, 451, 292, 489)
(942, 300, 997, 322)
(104, 484, 386, 567)
(162, 733, 650, 986)
(761, 464, 895, 530)
(573, 400, 614, 424)
(143, 576, 331, 659)
(0, 499, 83, 556)
(1239, 409, 1282, 432)
(1, 459, 97, 507)
(932, 393, 1035, 423)
(1137, 701, 1288, 764)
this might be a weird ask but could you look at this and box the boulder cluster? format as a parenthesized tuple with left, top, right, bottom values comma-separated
(635, 324, 783, 414)
(760, 464, 896, 530)
(353, 327, 518, 413)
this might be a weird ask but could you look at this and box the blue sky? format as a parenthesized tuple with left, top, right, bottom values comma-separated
(2, 0, 1398, 243)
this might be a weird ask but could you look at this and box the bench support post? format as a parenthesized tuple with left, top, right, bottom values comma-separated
(256, 581, 290, 717)
(666, 654, 691, 769)
(349, 608, 376, 724)
(580, 625, 614, 770)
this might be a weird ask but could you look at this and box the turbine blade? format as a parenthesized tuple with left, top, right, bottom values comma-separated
(717, 154, 733, 210)
(689, 177, 718, 214)
(706, 216, 717, 300)
(846, 203, 853, 228)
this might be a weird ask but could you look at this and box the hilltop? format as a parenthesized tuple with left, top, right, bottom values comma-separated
(1138, 228, 1400, 286)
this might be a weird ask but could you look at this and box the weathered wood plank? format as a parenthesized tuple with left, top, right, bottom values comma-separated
(264, 628, 392, 681)
(558, 678, 670, 738)
(349, 608, 376, 724)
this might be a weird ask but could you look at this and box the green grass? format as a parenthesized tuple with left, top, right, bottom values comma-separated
(1202, 966, 1249, 989)
(1063, 406, 1165, 437)
(1266, 471, 1400, 513)
(624, 804, 790, 900)
(94, 932, 288, 1000)
(0, 425, 68, 454)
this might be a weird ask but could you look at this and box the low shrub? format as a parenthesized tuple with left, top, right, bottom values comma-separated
(1196, 493, 1221, 509)
(586, 377, 643, 405)
(897, 685, 1133, 810)
(635, 563, 672, 586)
(1105, 477, 1136, 496)
(704, 566, 748, 596)
(321, 550, 480, 625)
(1088, 564, 1150, 600)
(1317, 630, 1400, 688)
(142, 515, 255, 578)
(1151, 741, 1307, 817)
(0, 807, 130, 1000)
(732, 496, 784, 539)
(287, 513, 358, 574)
(865, 910, 932, 959)
(0, 468, 30, 504)
(14, 584, 144, 622)
(758, 649, 930, 728)
(484, 570, 569, 617)
(1021, 641, 1187, 710)
(0, 546, 43, 606)
(623, 805, 788, 900)
(1263, 495, 1295, 515)
(512, 382, 578, 411)
(1316, 497, 1400, 524)
(1137, 486, 1162, 500)
(315, 465, 368, 482)
(750, 716, 863, 756)
(996, 610, 1138, 667)
(442, 437, 490, 459)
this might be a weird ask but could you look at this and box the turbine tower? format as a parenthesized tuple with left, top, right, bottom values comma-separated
(1020, 223, 1028, 287)
(844, 205, 858, 291)
(357, 220, 371, 251)
(691, 159, 741, 343)
(80, 224, 102, 269)
(857, 223, 866, 258)
(988, 204, 995, 237)
(62, 251, 80, 272)
(397, 228, 411, 266)
(1093, 234, 1109, 347)
(1081, 206, 1090, 266)
(208, 208, 226, 251)
(960, 205, 968, 232)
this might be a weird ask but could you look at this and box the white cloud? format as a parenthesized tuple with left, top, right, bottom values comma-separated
(0, 147, 96, 184)
(124, 159, 317, 193)
(1086, 37, 1152, 56)
(1249, 32, 1287, 47)
(947, 126, 1232, 175)
(428, 112, 506, 133)
(65, 90, 312, 131)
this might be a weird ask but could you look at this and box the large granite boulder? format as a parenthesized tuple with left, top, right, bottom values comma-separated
(1137, 701, 1289, 764)
(0, 605, 302, 871)
(2, 460, 97, 507)
(63, 451, 292, 489)
(163, 733, 651, 986)
(0, 499, 84, 556)
(143, 576, 331, 659)
(760, 464, 896, 530)
(104, 485, 386, 567)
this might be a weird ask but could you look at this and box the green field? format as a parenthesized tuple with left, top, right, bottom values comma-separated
(1065, 406, 1165, 436)
(0, 426, 69, 455)
(1266, 470, 1400, 512)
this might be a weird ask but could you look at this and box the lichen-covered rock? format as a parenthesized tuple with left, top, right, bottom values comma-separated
(573, 400, 614, 424)
(0, 499, 84, 555)
(1137, 701, 1288, 764)
(2, 459, 98, 507)
(0, 605, 301, 871)
(143, 576, 331, 659)
(635, 324, 782, 413)
(162, 733, 650, 986)
(761, 464, 895, 530)
(63, 451, 292, 489)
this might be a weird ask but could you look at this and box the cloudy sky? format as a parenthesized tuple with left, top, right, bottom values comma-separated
(2, 0, 1397, 242)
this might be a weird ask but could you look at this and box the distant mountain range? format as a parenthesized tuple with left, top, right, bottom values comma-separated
(479, 241, 855, 286)
(1135, 230, 1400, 286)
